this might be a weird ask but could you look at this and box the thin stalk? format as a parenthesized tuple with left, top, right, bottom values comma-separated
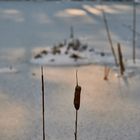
(100, 3, 118, 66)
(74, 70, 81, 140)
(74, 110, 78, 140)
(133, 0, 136, 63)
(117, 43, 125, 75)
(70, 26, 74, 39)
(41, 66, 45, 140)
(76, 69, 78, 86)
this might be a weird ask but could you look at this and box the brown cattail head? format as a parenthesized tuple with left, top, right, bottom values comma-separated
(74, 85, 81, 110)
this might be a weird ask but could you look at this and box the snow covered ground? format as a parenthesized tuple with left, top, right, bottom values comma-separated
(0, 1, 140, 140)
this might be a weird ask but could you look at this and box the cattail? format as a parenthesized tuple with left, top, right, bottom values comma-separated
(73, 70, 81, 140)
(74, 70, 81, 110)
(74, 85, 81, 110)
(41, 66, 46, 140)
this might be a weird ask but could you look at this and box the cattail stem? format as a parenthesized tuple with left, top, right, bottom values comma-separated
(133, 0, 136, 63)
(74, 70, 81, 140)
(41, 66, 45, 140)
(76, 70, 78, 86)
(75, 110, 78, 140)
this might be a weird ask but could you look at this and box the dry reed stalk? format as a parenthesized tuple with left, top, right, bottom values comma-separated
(133, 0, 136, 63)
(41, 66, 46, 140)
(70, 26, 74, 39)
(73, 70, 81, 140)
(100, 2, 118, 66)
(117, 43, 125, 75)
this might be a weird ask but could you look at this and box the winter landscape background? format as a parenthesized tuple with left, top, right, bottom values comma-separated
(0, 1, 140, 140)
